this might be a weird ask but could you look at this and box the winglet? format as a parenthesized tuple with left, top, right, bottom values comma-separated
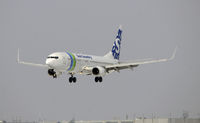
(169, 46, 177, 60)
(17, 48, 20, 63)
(17, 49, 48, 68)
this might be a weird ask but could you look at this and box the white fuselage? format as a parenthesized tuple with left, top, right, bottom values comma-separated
(45, 52, 118, 75)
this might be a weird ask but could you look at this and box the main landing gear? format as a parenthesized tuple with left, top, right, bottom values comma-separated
(69, 75, 77, 83)
(95, 76, 103, 83)
(68, 76, 103, 83)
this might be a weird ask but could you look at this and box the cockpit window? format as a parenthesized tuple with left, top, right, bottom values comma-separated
(47, 56, 59, 59)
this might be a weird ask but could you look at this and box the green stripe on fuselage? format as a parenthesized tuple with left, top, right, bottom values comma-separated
(67, 52, 76, 71)
(71, 52, 76, 71)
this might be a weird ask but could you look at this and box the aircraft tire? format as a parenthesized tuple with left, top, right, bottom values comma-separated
(69, 77, 73, 83)
(53, 74, 57, 78)
(95, 77, 99, 82)
(73, 77, 77, 83)
(99, 77, 103, 82)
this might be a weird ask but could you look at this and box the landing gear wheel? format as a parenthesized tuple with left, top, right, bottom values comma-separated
(99, 77, 102, 82)
(73, 77, 76, 83)
(95, 77, 103, 83)
(69, 77, 73, 83)
(69, 75, 77, 83)
(95, 77, 99, 82)
(53, 74, 57, 78)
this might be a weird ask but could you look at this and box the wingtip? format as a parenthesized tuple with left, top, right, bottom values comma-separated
(169, 46, 177, 60)
(17, 48, 20, 63)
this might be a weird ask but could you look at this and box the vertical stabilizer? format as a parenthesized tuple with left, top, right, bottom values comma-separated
(104, 25, 122, 60)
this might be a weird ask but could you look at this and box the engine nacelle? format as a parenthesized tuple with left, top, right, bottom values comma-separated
(48, 69, 56, 76)
(92, 66, 106, 76)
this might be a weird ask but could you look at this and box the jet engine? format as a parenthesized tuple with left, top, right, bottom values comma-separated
(92, 66, 106, 76)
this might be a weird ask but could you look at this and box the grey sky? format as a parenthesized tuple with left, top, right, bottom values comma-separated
(0, 0, 200, 121)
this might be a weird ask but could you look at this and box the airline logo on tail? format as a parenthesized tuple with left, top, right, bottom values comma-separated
(112, 26, 122, 60)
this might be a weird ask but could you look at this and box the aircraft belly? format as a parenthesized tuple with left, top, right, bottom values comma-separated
(71, 59, 111, 75)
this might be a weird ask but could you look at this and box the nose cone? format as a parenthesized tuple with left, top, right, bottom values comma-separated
(46, 52, 62, 69)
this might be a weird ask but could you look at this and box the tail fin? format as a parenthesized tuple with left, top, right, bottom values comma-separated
(104, 25, 122, 60)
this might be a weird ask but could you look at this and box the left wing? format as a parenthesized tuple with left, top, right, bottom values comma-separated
(17, 49, 48, 68)
(105, 47, 177, 72)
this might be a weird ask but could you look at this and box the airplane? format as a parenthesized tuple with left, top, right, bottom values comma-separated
(17, 26, 176, 83)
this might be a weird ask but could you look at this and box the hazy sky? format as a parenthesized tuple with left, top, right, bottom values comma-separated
(0, 0, 200, 121)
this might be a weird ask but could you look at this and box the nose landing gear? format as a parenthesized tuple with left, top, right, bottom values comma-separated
(48, 69, 57, 78)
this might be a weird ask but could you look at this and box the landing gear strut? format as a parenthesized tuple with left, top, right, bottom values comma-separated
(69, 75, 77, 83)
(95, 76, 103, 82)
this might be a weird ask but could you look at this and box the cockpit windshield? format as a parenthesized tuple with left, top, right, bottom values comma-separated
(47, 56, 59, 59)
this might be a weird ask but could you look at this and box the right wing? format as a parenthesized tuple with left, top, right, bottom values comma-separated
(17, 49, 48, 68)
(105, 47, 177, 72)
